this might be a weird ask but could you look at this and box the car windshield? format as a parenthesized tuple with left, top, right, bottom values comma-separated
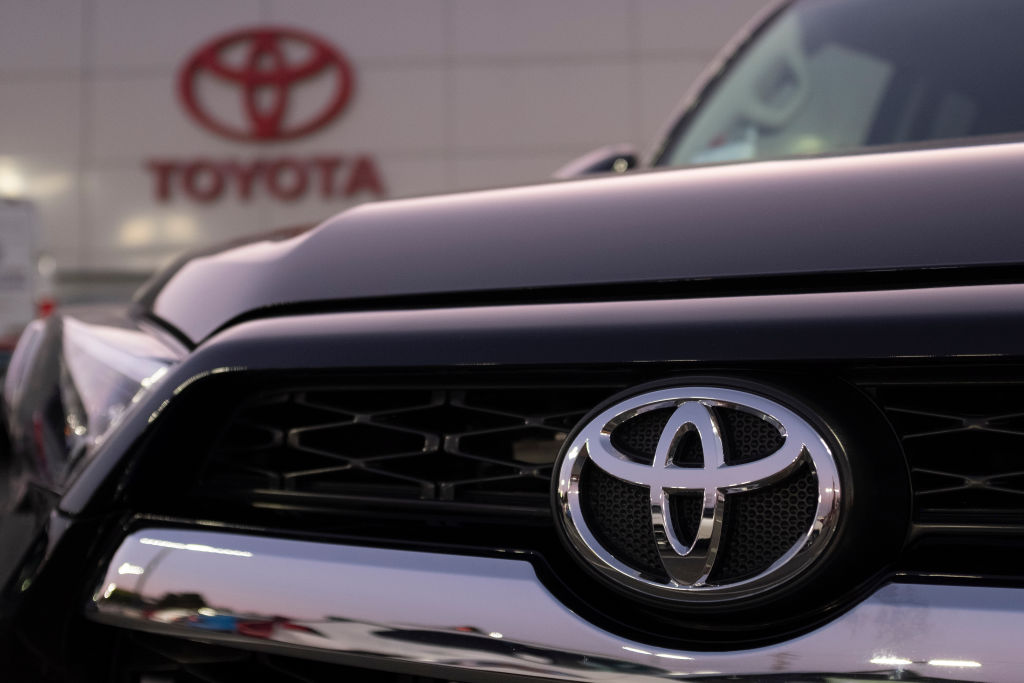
(655, 0, 1024, 168)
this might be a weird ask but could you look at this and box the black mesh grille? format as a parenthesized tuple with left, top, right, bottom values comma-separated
(710, 462, 818, 582)
(669, 492, 704, 546)
(196, 385, 617, 513)
(869, 382, 1024, 520)
(579, 461, 667, 580)
(715, 407, 785, 464)
(672, 429, 705, 467)
(609, 408, 671, 463)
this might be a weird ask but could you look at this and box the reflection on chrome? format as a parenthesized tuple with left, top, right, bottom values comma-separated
(88, 528, 1017, 682)
(870, 656, 913, 667)
(138, 537, 253, 557)
(929, 659, 983, 668)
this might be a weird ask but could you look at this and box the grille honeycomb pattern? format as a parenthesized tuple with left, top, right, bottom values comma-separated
(710, 463, 818, 582)
(715, 407, 785, 465)
(197, 385, 616, 511)
(610, 407, 705, 466)
(579, 461, 667, 580)
(610, 408, 672, 463)
(669, 492, 704, 546)
(673, 429, 705, 467)
(872, 383, 1024, 517)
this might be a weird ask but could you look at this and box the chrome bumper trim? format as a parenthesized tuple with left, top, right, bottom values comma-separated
(88, 528, 1020, 681)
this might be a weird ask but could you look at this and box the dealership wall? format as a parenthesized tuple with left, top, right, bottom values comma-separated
(0, 0, 771, 283)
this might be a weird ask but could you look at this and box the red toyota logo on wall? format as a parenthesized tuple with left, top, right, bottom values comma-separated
(152, 27, 383, 202)
(179, 27, 354, 142)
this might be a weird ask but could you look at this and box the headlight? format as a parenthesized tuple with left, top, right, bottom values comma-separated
(60, 316, 179, 455)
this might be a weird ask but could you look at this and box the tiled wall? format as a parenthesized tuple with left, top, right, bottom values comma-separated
(0, 0, 772, 273)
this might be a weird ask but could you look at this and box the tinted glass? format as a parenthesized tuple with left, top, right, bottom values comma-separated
(658, 0, 1024, 167)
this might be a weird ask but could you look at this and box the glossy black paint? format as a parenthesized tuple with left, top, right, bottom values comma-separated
(5, 275, 1024, 679)
(139, 141, 1024, 344)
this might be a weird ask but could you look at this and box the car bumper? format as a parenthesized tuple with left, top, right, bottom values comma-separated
(89, 527, 1018, 682)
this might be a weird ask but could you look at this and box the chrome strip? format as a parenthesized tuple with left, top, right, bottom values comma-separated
(88, 528, 1020, 681)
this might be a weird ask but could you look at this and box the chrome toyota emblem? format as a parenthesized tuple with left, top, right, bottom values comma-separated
(556, 386, 841, 601)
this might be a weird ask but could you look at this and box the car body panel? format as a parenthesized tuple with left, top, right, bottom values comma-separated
(140, 141, 1024, 344)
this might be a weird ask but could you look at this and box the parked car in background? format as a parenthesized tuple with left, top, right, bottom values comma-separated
(0, 200, 54, 367)
(4, 1, 1024, 681)
(561, 0, 1024, 177)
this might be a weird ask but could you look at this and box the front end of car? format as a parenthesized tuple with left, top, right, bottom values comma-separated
(5, 142, 1024, 682)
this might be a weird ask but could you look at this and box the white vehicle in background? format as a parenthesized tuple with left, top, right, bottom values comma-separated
(0, 200, 53, 365)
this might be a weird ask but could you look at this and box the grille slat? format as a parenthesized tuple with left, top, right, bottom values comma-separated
(869, 382, 1024, 519)
(195, 385, 618, 512)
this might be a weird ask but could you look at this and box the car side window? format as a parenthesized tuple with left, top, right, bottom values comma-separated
(660, 0, 1024, 168)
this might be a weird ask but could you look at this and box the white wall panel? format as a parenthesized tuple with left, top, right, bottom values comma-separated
(90, 77, 243, 162)
(266, 0, 447, 61)
(453, 63, 632, 153)
(91, 0, 263, 71)
(453, 154, 575, 192)
(0, 81, 82, 158)
(636, 0, 771, 54)
(451, 0, 631, 59)
(0, 155, 82, 263)
(0, 1, 83, 74)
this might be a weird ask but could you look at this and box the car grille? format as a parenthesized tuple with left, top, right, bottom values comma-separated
(108, 366, 1024, 660)
(863, 379, 1024, 523)
(192, 383, 621, 516)
(188, 374, 1024, 524)
(125, 367, 1024, 585)
(172, 372, 1024, 526)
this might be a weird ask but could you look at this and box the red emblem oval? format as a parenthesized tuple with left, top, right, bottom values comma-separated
(179, 27, 355, 142)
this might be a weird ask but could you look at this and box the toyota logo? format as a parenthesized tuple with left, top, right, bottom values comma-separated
(179, 27, 354, 141)
(556, 385, 841, 602)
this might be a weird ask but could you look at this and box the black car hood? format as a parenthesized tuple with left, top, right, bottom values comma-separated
(140, 141, 1024, 344)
